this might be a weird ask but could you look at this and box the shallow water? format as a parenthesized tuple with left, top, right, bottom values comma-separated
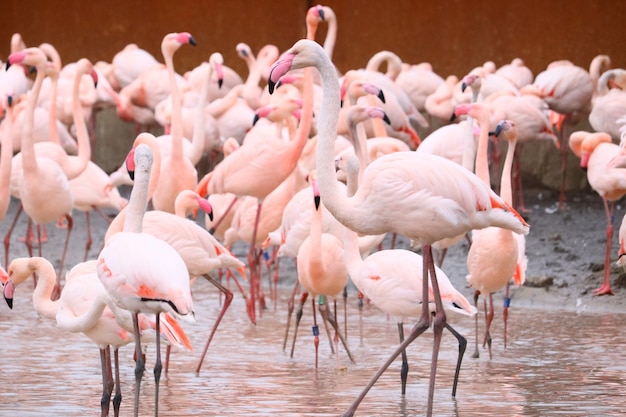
(1, 279, 626, 417)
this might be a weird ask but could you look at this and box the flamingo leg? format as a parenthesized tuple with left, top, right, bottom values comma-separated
(357, 290, 364, 346)
(483, 293, 494, 360)
(84, 211, 93, 261)
(425, 243, 447, 417)
(283, 279, 301, 352)
(247, 202, 263, 319)
(472, 290, 480, 358)
(318, 296, 355, 366)
(290, 291, 308, 358)
(442, 320, 468, 397)
(342, 245, 433, 417)
(4, 202, 23, 266)
(503, 283, 510, 349)
(343, 286, 348, 340)
(196, 273, 234, 374)
(154, 312, 163, 417)
(311, 297, 320, 369)
(397, 322, 409, 396)
(557, 116, 570, 209)
(112, 348, 122, 417)
(53, 214, 73, 301)
(99, 346, 113, 417)
(132, 313, 144, 417)
(594, 197, 615, 295)
(318, 297, 336, 357)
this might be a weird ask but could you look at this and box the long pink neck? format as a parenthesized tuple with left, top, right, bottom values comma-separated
(69, 62, 92, 179)
(500, 138, 517, 206)
(21, 62, 46, 175)
(164, 48, 183, 161)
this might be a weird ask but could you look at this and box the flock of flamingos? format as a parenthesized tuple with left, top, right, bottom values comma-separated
(1, 4, 626, 417)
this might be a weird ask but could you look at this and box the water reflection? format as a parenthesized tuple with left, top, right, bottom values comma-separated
(1, 281, 626, 417)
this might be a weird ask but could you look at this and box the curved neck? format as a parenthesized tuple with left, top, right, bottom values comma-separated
(188, 64, 213, 166)
(21, 63, 46, 173)
(30, 260, 60, 321)
(313, 46, 357, 229)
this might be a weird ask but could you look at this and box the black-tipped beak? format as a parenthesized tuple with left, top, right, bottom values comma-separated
(450, 112, 457, 122)
(314, 195, 321, 210)
(383, 113, 391, 125)
(5, 61, 10, 71)
(268, 79, 276, 94)
(208, 210, 214, 222)
(128, 169, 135, 181)
(252, 114, 260, 126)
(319, 8, 325, 21)
(461, 82, 468, 93)
(7, 95, 13, 107)
(378, 90, 386, 104)
(189, 36, 197, 47)
(218, 78, 223, 89)
(5, 296, 12, 309)
(494, 124, 503, 137)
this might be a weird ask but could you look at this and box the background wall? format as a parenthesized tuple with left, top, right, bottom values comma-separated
(1, 1, 624, 79)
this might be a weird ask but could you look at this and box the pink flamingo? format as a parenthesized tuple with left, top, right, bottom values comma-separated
(105, 137, 250, 373)
(2, 257, 191, 417)
(151, 32, 198, 214)
(97, 143, 194, 417)
(196, 46, 314, 321)
(268, 39, 529, 417)
(589, 69, 626, 140)
(522, 62, 593, 209)
(0, 94, 15, 224)
(6, 47, 84, 298)
(291, 172, 354, 368)
(461, 112, 524, 360)
(569, 131, 626, 295)
(339, 164, 476, 394)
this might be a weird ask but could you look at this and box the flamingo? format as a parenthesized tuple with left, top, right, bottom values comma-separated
(105, 137, 250, 372)
(151, 32, 198, 214)
(589, 69, 626, 140)
(338, 158, 476, 394)
(268, 39, 529, 417)
(195, 44, 314, 321)
(569, 131, 626, 295)
(2, 257, 191, 417)
(463, 114, 523, 360)
(97, 143, 194, 417)
(6, 47, 84, 298)
(522, 62, 593, 209)
(290, 172, 354, 368)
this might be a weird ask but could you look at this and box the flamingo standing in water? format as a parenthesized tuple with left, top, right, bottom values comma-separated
(268, 39, 529, 417)
(97, 143, 194, 417)
(2, 257, 191, 417)
(336, 153, 476, 394)
(6, 47, 82, 299)
(460, 110, 523, 360)
(569, 131, 626, 295)
(291, 171, 354, 368)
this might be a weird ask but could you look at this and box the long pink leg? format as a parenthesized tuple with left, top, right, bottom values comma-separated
(99, 346, 114, 417)
(53, 214, 73, 301)
(290, 291, 308, 359)
(283, 279, 301, 352)
(342, 245, 434, 417)
(594, 197, 615, 295)
(4, 203, 23, 266)
(195, 274, 234, 374)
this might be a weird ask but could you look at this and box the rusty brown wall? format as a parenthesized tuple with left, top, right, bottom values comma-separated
(1, 0, 624, 80)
